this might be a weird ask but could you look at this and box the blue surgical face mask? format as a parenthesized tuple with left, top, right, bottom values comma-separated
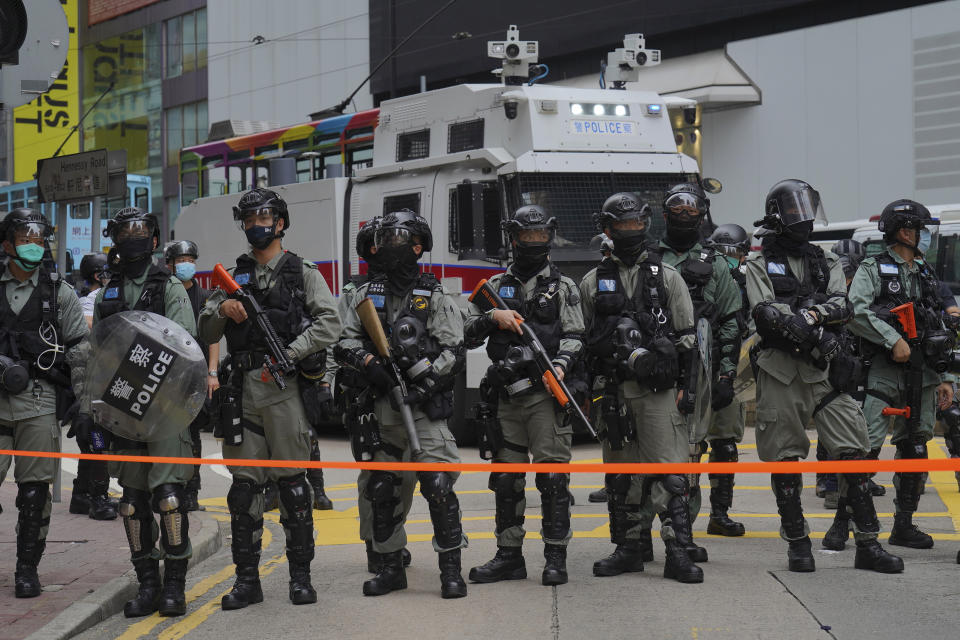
(723, 255, 740, 269)
(13, 243, 45, 271)
(917, 228, 932, 254)
(174, 262, 196, 282)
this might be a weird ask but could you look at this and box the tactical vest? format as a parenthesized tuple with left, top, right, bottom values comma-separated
(761, 244, 830, 312)
(0, 267, 61, 371)
(486, 266, 563, 363)
(223, 252, 311, 367)
(872, 254, 943, 337)
(98, 265, 170, 319)
(586, 254, 673, 366)
(673, 246, 719, 322)
(365, 271, 444, 369)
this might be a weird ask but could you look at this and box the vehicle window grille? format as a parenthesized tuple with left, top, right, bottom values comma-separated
(396, 129, 430, 161)
(448, 119, 484, 153)
(383, 192, 421, 215)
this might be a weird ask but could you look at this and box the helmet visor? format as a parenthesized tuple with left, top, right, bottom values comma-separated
(664, 192, 708, 218)
(374, 227, 417, 250)
(112, 219, 155, 242)
(237, 207, 279, 231)
(514, 228, 554, 247)
(12, 223, 49, 246)
(714, 243, 745, 260)
(768, 187, 827, 227)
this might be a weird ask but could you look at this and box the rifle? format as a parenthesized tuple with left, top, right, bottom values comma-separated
(212, 263, 296, 390)
(880, 302, 923, 435)
(470, 278, 597, 438)
(355, 296, 423, 458)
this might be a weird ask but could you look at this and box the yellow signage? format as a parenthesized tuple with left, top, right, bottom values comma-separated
(12, 0, 79, 183)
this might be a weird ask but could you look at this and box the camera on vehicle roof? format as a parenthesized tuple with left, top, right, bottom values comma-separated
(604, 33, 660, 87)
(488, 25, 538, 64)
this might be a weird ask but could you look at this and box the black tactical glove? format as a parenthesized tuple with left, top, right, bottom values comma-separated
(71, 413, 107, 453)
(711, 374, 736, 411)
(782, 314, 817, 348)
(364, 357, 394, 394)
(316, 383, 334, 420)
(403, 375, 441, 406)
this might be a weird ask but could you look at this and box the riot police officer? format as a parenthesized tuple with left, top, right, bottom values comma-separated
(198, 188, 341, 609)
(747, 180, 902, 574)
(331, 218, 416, 573)
(641, 185, 745, 541)
(579, 192, 704, 584)
(164, 240, 218, 512)
(464, 205, 584, 586)
(92, 207, 198, 616)
(335, 210, 468, 599)
(68, 252, 117, 522)
(847, 199, 955, 551)
(0, 210, 89, 598)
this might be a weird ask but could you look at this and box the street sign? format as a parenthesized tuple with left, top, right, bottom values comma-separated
(37, 149, 108, 203)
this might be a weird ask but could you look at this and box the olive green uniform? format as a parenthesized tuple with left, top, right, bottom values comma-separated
(465, 263, 584, 547)
(338, 279, 466, 555)
(0, 267, 89, 538)
(746, 249, 875, 542)
(580, 252, 695, 541)
(92, 271, 196, 494)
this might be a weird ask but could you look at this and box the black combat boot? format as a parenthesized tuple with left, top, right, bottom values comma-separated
(158, 558, 188, 616)
(822, 508, 850, 551)
(661, 489, 704, 583)
(588, 487, 608, 503)
(221, 563, 263, 610)
(124, 558, 162, 617)
(365, 540, 380, 573)
(289, 562, 317, 605)
(773, 472, 814, 572)
(637, 528, 654, 562)
(439, 549, 467, 599)
(542, 545, 567, 586)
(889, 512, 934, 549)
(87, 479, 118, 520)
(594, 474, 644, 576)
(469, 546, 526, 583)
(363, 550, 407, 596)
(707, 478, 745, 537)
(593, 541, 645, 576)
(182, 490, 203, 512)
(15, 483, 49, 598)
(854, 540, 904, 573)
(69, 477, 90, 515)
(308, 468, 333, 510)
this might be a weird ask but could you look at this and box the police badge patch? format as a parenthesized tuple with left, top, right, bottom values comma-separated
(767, 263, 787, 275)
(235, 272, 251, 285)
(599, 279, 617, 292)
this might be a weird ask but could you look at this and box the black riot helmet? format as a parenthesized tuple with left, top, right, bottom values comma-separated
(356, 217, 381, 263)
(1, 208, 53, 244)
(709, 224, 749, 254)
(755, 179, 826, 237)
(79, 252, 109, 282)
(164, 240, 199, 263)
(662, 182, 709, 250)
(502, 205, 557, 272)
(103, 207, 159, 243)
(375, 209, 432, 253)
(594, 192, 652, 261)
(878, 199, 938, 249)
(832, 239, 866, 280)
(233, 188, 289, 249)
(589, 232, 614, 256)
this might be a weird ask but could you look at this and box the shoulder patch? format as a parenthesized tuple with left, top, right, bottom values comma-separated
(879, 262, 899, 275)
(234, 272, 251, 285)
(498, 285, 516, 299)
(598, 279, 617, 292)
(104, 287, 120, 300)
(767, 262, 787, 275)
(369, 294, 386, 309)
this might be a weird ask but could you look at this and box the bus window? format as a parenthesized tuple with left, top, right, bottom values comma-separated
(347, 145, 373, 176)
(135, 187, 150, 210)
(182, 171, 199, 206)
(322, 152, 341, 178)
(228, 165, 245, 193)
(203, 156, 226, 196)
(26, 186, 38, 208)
(254, 163, 269, 189)
(295, 157, 313, 183)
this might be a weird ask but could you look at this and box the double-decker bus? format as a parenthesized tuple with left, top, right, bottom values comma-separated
(0, 174, 152, 267)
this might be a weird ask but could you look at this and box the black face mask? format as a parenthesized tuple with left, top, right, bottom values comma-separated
(775, 220, 813, 254)
(513, 244, 550, 280)
(115, 237, 154, 276)
(664, 226, 700, 252)
(610, 230, 647, 265)
(245, 224, 276, 250)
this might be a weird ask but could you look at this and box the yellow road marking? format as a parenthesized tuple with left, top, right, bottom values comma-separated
(929, 442, 960, 532)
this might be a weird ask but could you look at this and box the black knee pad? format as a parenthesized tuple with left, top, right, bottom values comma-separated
(227, 479, 260, 514)
(118, 487, 152, 519)
(152, 484, 189, 556)
(366, 471, 401, 503)
(277, 474, 312, 513)
(151, 483, 183, 515)
(418, 471, 454, 505)
(119, 487, 156, 558)
(896, 439, 928, 460)
(661, 474, 688, 497)
(604, 473, 633, 497)
(489, 471, 524, 496)
(535, 472, 569, 497)
(15, 482, 48, 511)
(711, 438, 738, 463)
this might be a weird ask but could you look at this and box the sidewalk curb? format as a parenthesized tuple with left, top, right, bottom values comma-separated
(24, 512, 225, 640)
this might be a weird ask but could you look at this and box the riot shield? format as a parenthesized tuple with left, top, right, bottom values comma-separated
(86, 311, 207, 442)
(686, 317, 713, 445)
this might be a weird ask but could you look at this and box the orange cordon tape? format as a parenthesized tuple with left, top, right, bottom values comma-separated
(3, 449, 960, 474)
